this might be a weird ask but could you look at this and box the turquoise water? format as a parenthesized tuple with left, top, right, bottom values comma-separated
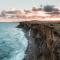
(0, 22, 18, 28)
(0, 23, 28, 60)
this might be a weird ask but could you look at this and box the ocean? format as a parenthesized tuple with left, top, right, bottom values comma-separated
(0, 22, 28, 60)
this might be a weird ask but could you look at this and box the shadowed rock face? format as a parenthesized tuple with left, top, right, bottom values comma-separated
(16, 23, 50, 60)
(16, 22, 60, 60)
(53, 41, 60, 60)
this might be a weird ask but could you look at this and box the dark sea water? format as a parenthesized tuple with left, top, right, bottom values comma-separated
(0, 22, 28, 60)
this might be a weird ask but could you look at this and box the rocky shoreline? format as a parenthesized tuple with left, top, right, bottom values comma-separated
(16, 22, 60, 60)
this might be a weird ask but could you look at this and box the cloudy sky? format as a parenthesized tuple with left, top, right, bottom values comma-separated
(0, 0, 60, 10)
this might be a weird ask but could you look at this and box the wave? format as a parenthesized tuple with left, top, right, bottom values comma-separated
(0, 28, 28, 60)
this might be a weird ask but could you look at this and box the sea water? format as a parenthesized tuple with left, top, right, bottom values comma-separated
(0, 22, 28, 60)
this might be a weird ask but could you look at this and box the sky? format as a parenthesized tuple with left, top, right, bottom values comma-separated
(0, 0, 60, 10)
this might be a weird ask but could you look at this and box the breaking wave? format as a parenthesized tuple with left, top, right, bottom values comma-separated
(0, 23, 28, 60)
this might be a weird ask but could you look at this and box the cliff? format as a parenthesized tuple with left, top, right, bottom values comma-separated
(16, 22, 60, 60)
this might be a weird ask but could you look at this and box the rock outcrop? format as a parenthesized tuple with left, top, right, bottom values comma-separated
(16, 22, 60, 60)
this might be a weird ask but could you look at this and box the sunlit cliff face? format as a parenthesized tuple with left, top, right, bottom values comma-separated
(0, 26, 28, 60)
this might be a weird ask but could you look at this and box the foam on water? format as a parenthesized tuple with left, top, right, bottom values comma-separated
(0, 23, 28, 60)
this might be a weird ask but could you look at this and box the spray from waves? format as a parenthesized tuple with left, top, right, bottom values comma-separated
(0, 28, 28, 60)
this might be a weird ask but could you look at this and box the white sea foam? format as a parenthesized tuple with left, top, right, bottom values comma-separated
(0, 28, 28, 60)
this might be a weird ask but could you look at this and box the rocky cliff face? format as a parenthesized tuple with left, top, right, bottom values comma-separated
(16, 22, 60, 60)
